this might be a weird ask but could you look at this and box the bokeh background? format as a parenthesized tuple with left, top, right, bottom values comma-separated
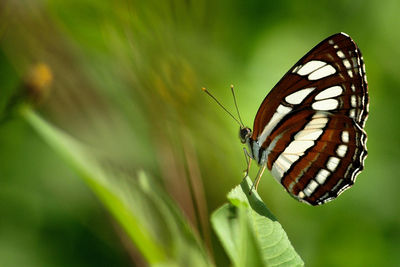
(1, 0, 400, 266)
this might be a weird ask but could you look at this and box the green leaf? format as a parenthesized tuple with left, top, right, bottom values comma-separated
(211, 176, 304, 267)
(20, 106, 212, 267)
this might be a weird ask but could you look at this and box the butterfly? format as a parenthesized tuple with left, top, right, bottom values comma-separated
(203, 32, 368, 205)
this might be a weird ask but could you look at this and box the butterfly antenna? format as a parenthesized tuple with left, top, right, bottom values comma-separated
(230, 84, 245, 127)
(202, 87, 242, 126)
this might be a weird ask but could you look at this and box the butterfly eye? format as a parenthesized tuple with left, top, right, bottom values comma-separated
(239, 127, 252, 143)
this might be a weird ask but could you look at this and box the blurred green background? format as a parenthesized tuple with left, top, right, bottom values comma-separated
(1, 0, 400, 266)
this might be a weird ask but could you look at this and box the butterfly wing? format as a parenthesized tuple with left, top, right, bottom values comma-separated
(251, 33, 368, 205)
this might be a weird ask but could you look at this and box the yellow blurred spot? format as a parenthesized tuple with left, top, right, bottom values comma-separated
(28, 63, 53, 90)
(25, 63, 53, 103)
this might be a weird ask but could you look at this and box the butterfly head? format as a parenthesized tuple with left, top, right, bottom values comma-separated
(239, 127, 252, 144)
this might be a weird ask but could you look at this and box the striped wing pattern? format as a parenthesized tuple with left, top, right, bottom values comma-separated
(252, 33, 368, 205)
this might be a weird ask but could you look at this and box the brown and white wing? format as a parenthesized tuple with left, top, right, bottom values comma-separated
(251, 33, 368, 205)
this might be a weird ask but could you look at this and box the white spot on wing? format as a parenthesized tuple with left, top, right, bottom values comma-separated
(315, 86, 343, 100)
(304, 180, 319, 197)
(351, 84, 356, 92)
(327, 157, 340, 171)
(295, 129, 323, 141)
(342, 131, 349, 143)
(329, 40, 334, 45)
(298, 191, 305, 199)
(337, 50, 345, 58)
(312, 99, 339, 111)
(276, 104, 291, 115)
(285, 154, 300, 162)
(280, 155, 299, 171)
(336, 144, 348, 157)
(343, 59, 351, 69)
(349, 109, 356, 119)
(292, 65, 301, 73)
(308, 64, 336, 80)
(284, 140, 315, 154)
(285, 87, 315, 105)
(296, 60, 327, 76)
(333, 44, 339, 49)
(306, 115, 329, 128)
(257, 105, 292, 145)
(270, 154, 299, 182)
(351, 95, 357, 107)
(347, 70, 354, 78)
(315, 169, 330, 184)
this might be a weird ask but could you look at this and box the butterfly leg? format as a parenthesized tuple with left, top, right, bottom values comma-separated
(249, 164, 266, 195)
(243, 148, 252, 178)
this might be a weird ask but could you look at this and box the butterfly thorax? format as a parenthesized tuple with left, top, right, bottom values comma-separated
(240, 127, 268, 166)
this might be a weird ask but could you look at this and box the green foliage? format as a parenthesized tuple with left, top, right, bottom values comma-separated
(20, 105, 212, 266)
(212, 177, 304, 267)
